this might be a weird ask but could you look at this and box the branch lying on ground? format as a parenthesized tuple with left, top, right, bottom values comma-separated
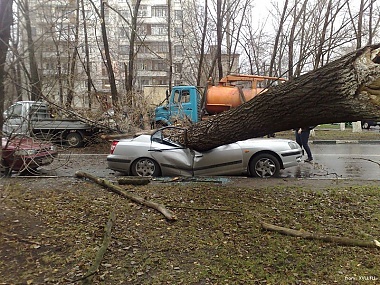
(261, 221, 380, 249)
(75, 171, 176, 221)
(81, 210, 115, 285)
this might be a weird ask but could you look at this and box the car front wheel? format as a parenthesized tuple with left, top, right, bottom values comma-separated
(131, 158, 161, 177)
(249, 153, 281, 178)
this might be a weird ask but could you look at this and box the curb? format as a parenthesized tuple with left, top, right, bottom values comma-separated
(311, 140, 380, 144)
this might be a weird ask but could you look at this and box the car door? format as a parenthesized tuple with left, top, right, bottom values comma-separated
(169, 88, 195, 122)
(193, 143, 245, 176)
(149, 130, 195, 176)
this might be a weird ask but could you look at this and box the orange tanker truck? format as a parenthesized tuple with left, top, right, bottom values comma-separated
(154, 74, 286, 126)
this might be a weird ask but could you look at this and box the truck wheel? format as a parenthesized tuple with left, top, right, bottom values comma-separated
(249, 153, 281, 178)
(66, 132, 83, 148)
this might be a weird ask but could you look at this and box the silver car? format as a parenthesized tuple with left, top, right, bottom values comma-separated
(107, 127, 302, 178)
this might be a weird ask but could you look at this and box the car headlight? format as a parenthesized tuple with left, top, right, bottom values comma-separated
(288, 141, 299, 149)
(14, 149, 38, 156)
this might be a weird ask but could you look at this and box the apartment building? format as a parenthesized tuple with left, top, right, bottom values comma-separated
(17, 0, 239, 110)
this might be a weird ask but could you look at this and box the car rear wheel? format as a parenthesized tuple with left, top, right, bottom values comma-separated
(249, 153, 281, 178)
(131, 158, 161, 177)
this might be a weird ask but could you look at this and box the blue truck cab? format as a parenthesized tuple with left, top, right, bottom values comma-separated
(154, 86, 202, 126)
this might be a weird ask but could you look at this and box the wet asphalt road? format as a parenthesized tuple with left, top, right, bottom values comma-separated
(281, 143, 380, 180)
(38, 143, 380, 181)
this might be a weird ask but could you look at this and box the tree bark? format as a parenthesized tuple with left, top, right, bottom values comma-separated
(182, 44, 380, 151)
(261, 221, 380, 249)
(100, 0, 118, 108)
(21, 0, 43, 101)
(0, 0, 13, 172)
(66, 0, 80, 109)
(126, 0, 141, 94)
(75, 171, 176, 220)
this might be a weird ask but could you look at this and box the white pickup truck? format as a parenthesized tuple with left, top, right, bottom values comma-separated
(3, 101, 102, 147)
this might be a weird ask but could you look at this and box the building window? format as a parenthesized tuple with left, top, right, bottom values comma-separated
(102, 79, 110, 89)
(136, 25, 147, 36)
(152, 60, 166, 71)
(154, 42, 168, 53)
(31, 27, 37, 37)
(151, 25, 167, 36)
(102, 67, 108, 76)
(137, 5, 148, 17)
(136, 60, 149, 70)
(174, 10, 183, 20)
(175, 27, 184, 37)
(174, 45, 183, 56)
(119, 10, 129, 20)
(174, 62, 182, 73)
(119, 27, 129, 38)
(152, 6, 167, 18)
(136, 43, 151, 53)
(119, 45, 129, 55)
(140, 78, 150, 86)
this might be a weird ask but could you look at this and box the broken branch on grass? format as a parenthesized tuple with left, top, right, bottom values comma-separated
(261, 221, 380, 249)
(82, 210, 115, 285)
(75, 171, 176, 221)
(167, 205, 242, 213)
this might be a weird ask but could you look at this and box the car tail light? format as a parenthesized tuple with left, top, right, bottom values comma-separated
(110, 141, 118, 154)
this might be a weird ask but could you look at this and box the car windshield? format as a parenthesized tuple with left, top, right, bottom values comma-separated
(151, 127, 186, 148)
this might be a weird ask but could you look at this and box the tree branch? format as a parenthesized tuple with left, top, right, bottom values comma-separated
(82, 210, 115, 285)
(75, 171, 176, 221)
(261, 221, 380, 249)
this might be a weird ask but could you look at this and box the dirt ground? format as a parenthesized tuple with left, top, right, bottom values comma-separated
(1, 141, 380, 284)
(1, 174, 380, 284)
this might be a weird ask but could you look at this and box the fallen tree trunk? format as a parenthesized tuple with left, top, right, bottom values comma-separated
(178, 44, 380, 151)
(75, 171, 176, 220)
(261, 221, 380, 249)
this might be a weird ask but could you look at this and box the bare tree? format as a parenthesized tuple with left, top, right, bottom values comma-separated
(126, 0, 141, 95)
(65, 0, 80, 109)
(268, 0, 289, 78)
(20, 0, 43, 100)
(100, 0, 118, 108)
(196, 0, 208, 86)
(287, 0, 308, 79)
(80, 0, 93, 109)
(216, 0, 223, 79)
(0, 0, 13, 171)
(167, 0, 173, 92)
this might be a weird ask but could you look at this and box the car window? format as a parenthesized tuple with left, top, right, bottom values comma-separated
(173, 90, 180, 104)
(151, 127, 186, 148)
(180, 90, 190, 103)
(8, 104, 23, 118)
(152, 130, 163, 143)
